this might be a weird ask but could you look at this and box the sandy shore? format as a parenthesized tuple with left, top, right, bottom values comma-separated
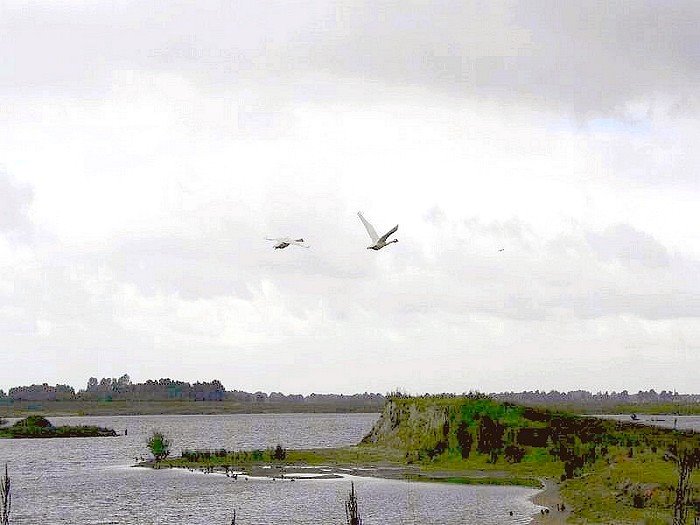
(530, 479, 571, 524)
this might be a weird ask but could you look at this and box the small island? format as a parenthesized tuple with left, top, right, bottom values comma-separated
(0, 415, 117, 439)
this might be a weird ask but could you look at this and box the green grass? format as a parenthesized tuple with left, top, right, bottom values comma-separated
(561, 447, 700, 524)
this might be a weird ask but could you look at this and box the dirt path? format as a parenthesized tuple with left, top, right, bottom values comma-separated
(530, 479, 571, 524)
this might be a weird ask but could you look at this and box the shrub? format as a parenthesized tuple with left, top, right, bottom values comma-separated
(13, 416, 52, 428)
(272, 444, 287, 460)
(147, 431, 171, 462)
(477, 415, 504, 462)
(456, 421, 473, 459)
(504, 445, 526, 463)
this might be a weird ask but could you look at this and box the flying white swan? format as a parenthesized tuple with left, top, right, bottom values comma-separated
(265, 237, 309, 250)
(357, 212, 398, 250)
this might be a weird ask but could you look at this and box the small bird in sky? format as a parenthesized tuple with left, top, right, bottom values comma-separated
(265, 237, 309, 250)
(498, 248, 505, 252)
(358, 212, 399, 250)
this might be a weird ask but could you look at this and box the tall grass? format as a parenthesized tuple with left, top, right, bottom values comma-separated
(344, 482, 362, 525)
(1, 463, 10, 525)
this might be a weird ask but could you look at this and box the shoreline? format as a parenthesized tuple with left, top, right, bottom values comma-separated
(529, 479, 570, 524)
(138, 460, 542, 487)
(2, 402, 698, 419)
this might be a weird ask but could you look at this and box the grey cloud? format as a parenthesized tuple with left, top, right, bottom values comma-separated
(110, 222, 258, 301)
(424, 206, 446, 225)
(586, 224, 669, 268)
(2, 1, 698, 117)
(564, 291, 700, 320)
(370, 221, 699, 322)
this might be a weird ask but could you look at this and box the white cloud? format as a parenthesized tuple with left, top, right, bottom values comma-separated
(0, 170, 33, 238)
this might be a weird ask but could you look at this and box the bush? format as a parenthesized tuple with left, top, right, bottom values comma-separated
(477, 416, 504, 455)
(147, 431, 171, 462)
(272, 444, 287, 460)
(504, 445, 526, 463)
(13, 416, 52, 428)
(456, 421, 473, 459)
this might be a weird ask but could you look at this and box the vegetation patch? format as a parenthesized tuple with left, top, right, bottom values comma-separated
(0, 416, 116, 439)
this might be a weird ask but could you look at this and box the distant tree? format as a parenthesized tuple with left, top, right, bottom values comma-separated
(86, 377, 98, 391)
(117, 374, 131, 389)
(147, 431, 171, 462)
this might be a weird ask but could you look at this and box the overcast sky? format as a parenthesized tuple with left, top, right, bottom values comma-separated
(1, 1, 699, 394)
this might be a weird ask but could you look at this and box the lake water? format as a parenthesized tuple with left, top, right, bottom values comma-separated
(0, 413, 542, 524)
(592, 414, 700, 433)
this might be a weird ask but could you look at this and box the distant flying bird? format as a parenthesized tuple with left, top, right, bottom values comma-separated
(357, 212, 398, 250)
(498, 248, 505, 252)
(266, 237, 309, 250)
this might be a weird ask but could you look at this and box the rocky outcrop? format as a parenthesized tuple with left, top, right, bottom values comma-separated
(362, 399, 451, 452)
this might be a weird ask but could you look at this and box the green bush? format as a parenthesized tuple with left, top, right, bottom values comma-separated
(147, 431, 171, 461)
(13, 416, 53, 428)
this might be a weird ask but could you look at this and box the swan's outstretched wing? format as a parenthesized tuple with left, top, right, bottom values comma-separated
(357, 212, 379, 243)
(379, 224, 398, 243)
(289, 239, 310, 248)
(266, 237, 291, 243)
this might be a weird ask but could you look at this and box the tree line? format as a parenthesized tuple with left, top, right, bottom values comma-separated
(0, 374, 385, 407)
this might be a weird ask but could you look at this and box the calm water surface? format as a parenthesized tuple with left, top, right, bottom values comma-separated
(593, 414, 700, 433)
(1, 413, 542, 524)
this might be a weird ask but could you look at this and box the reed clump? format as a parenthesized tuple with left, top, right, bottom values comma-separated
(1, 463, 10, 525)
